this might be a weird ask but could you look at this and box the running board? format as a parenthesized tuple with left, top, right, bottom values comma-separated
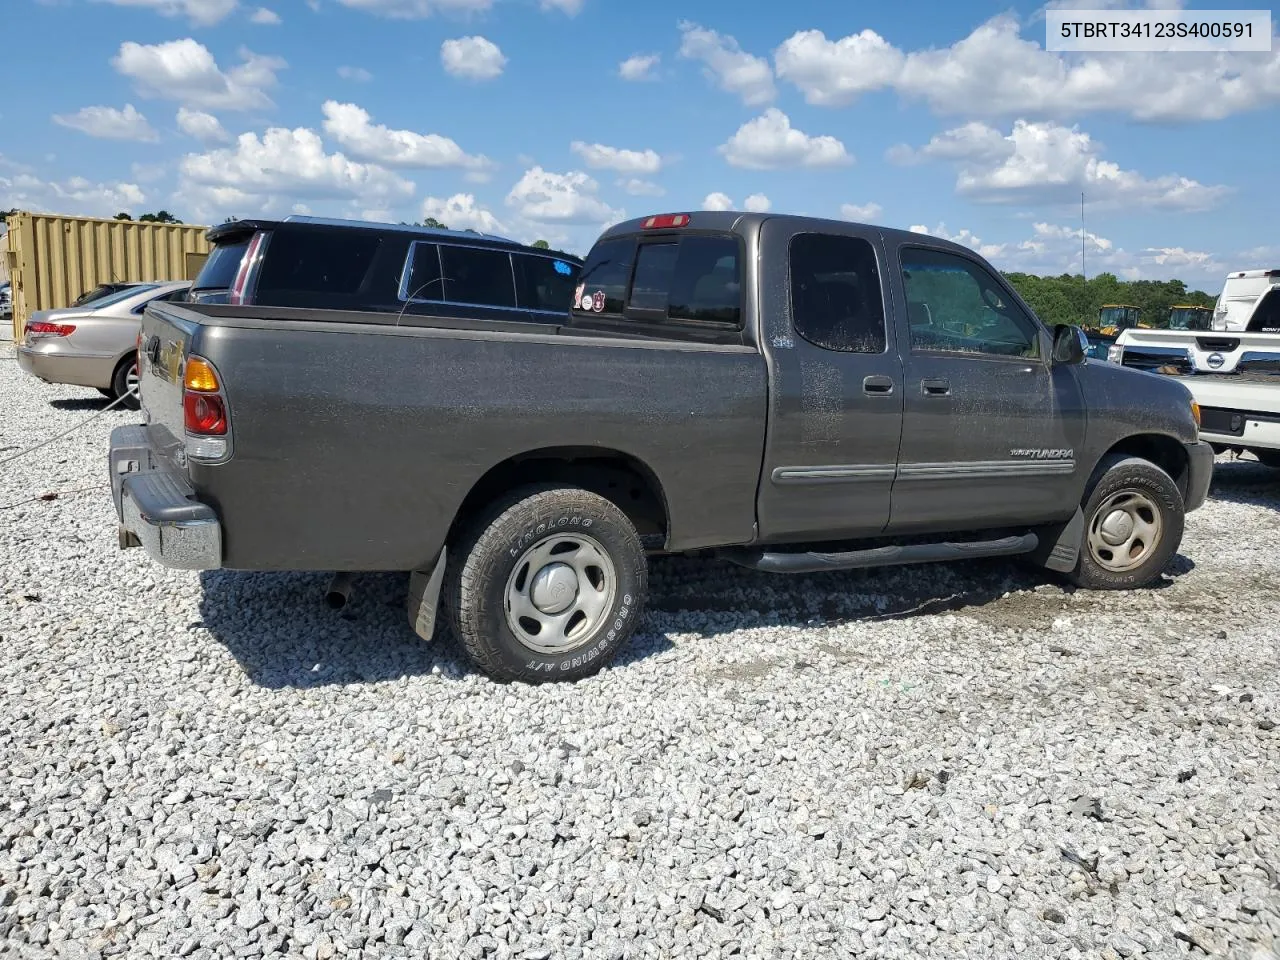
(718, 533, 1040, 575)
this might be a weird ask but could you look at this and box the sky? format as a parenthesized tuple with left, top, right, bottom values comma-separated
(2, 0, 1278, 292)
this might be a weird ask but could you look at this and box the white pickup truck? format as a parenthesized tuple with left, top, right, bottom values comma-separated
(1108, 328, 1280, 468)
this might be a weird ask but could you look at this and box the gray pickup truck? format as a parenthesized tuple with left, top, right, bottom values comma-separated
(109, 212, 1213, 682)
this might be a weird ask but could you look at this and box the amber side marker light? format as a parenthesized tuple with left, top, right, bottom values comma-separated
(184, 356, 220, 393)
(1191, 400, 1201, 429)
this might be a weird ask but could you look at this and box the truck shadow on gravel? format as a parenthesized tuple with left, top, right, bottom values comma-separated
(198, 550, 1194, 689)
(48, 396, 114, 411)
(195, 569, 676, 689)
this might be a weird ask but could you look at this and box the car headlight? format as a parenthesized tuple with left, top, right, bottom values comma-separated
(1106, 344, 1124, 364)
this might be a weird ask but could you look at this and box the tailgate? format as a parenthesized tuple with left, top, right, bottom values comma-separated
(137, 301, 202, 471)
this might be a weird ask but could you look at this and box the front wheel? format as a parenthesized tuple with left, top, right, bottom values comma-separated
(444, 485, 649, 683)
(1067, 456, 1185, 590)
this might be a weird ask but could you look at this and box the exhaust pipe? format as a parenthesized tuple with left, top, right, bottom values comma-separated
(325, 572, 354, 610)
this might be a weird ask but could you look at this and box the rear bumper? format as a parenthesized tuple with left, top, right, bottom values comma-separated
(17, 344, 114, 389)
(109, 424, 222, 570)
(1183, 439, 1214, 513)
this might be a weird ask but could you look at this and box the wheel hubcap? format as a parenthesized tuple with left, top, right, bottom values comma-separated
(1087, 490, 1162, 572)
(504, 534, 615, 655)
(125, 362, 139, 392)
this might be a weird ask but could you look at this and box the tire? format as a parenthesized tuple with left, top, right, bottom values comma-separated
(444, 485, 649, 683)
(1251, 449, 1280, 469)
(109, 356, 141, 410)
(1067, 455, 1185, 590)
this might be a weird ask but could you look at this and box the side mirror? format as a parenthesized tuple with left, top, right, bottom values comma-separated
(1052, 324, 1088, 365)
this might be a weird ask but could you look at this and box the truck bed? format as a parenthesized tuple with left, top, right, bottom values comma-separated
(136, 302, 768, 570)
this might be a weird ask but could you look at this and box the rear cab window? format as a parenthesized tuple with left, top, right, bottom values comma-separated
(571, 231, 742, 338)
(254, 229, 382, 308)
(190, 239, 251, 303)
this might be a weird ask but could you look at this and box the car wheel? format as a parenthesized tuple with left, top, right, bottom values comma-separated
(109, 357, 142, 410)
(1251, 449, 1280, 469)
(1067, 455, 1185, 590)
(444, 485, 648, 683)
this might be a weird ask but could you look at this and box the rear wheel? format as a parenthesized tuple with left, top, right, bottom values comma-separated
(1251, 449, 1280, 469)
(108, 356, 141, 410)
(444, 485, 648, 683)
(1068, 455, 1185, 590)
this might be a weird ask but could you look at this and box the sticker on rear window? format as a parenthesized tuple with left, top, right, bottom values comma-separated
(553, 260, 572, 276)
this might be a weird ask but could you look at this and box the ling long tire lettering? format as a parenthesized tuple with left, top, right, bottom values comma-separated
(1068, 455, 1185, 591)
(444, 485, 649, 683)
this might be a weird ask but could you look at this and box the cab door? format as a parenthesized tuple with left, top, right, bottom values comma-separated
(755, 221, 905, 543)
(883, 242, 1085, 534)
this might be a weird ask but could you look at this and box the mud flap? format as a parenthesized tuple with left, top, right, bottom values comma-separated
(406, 548, 446, 643)
(1029, 507, 1084, 573)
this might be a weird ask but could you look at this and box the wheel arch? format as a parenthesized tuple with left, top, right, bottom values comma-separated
(1089, 433, 1191, 500)
(446, 446, 671, 551)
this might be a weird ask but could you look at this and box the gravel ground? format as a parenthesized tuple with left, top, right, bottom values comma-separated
(2, 346, 1279, 960)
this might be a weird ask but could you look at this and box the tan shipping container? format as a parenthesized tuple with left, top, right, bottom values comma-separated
(4, 211, 212, 341)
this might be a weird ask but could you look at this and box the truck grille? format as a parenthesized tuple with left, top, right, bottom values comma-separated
(1122, 350, 1192, 376)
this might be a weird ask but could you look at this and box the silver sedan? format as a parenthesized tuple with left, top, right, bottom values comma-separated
(16, 280, 190, 408)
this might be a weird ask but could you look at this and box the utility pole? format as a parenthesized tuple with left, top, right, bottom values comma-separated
(1081, 191, 1086, 282)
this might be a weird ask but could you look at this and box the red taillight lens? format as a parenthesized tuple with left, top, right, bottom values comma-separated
(642, 214, 690, 229)
(26, 321, 76, 338)
(183, 391, 227, 435)
(228, 232, 264, 305)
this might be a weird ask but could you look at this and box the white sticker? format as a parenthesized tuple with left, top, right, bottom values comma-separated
(580, 294, 594, 311)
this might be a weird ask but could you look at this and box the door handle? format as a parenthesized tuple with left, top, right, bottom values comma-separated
(921, 377, 951, 397)
(863, 375, 894, 396)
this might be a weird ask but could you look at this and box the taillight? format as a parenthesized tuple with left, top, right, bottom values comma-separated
(25, 321, 76, 339)
(642, 213, 690, 229)
(228, 232, 264, 305)
(182, 354, 231, 460)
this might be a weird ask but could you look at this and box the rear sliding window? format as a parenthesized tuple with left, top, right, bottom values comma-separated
(440, 245, 516, 308)
(573, 234, 741, 326)
(254, 230, 381, 306)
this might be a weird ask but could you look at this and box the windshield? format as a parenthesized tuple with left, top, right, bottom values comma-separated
(73, 282, 134, 306)
(1098, 306, 1140, 330)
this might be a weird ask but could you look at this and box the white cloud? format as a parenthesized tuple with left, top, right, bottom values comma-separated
(909, 219, 1226, 284)
(773, 14, 1280, 122)
(896, 119, 1228, 211)
(506, 167, 622, 224)
(618, 178, 665, 197)
(334, 0, 493, 17)
(178, 126, 414, 209)
(321, 101, 492, 174)
(52, 104, 158, 142)
(743, 193, 770, 212)
(93, 0, 238, 26)
(775, 29, 905, 107)
(678, 21, 776, 106)
(840, 202, 882, 221)
(619, 54, 660, 81)
(113, 39, 285, 112)
(0, 171, 146, 218)
(337, 65, 373, 82)
(440, 36, 506, 81)
(718, 108, 851, 170)
(249, 6, 280, 22)
(176, 107, 231, 144)
(702, 191, 733, 211)
(421, 193, 506, 233)
(569, 141, 661, 175)
(540, 0, 582, 13)
(131, 161, 169, 183)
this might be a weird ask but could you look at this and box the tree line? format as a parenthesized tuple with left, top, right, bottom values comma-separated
(1003, 272, 1217, 328)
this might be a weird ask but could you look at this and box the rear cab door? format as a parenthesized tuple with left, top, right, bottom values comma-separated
(883, 238, 1085, 533)
(754, 218, 905, 542)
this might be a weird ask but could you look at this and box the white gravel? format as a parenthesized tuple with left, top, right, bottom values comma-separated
(2, 345, 1279, 960)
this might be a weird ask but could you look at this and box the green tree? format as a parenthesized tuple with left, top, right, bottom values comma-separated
(0, 208, 18, 224)
(114, 212, 133, 221)
(138, 210, 182, 223)
(532, 239, 550, 249)
(422, 217, 448, 229)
